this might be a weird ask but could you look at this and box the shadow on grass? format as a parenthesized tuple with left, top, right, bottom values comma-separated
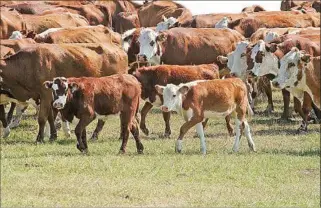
(261, 148, 320, 157)
(252, 118, 299, 126)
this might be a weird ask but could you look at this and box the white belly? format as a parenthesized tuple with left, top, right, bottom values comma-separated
(204, 104, 236, 118)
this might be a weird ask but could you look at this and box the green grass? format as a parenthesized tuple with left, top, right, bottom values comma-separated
(1, 90, 320, 207)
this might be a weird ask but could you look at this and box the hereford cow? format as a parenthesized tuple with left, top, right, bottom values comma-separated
(33, 25, 121, 45)
(155, 78, 256, 154)
(137, 27, 245, 66)
(43, 75, 144, 154)
(134, 63, 235, 138)
(138, 1, 192, 28)
(0, 43, 128, 143)
(273, 48, 320, 132)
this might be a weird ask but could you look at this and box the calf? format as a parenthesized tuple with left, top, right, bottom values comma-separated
(273, 48, 320, 132)
(134, 64, 234, 138)
(43, 75, 143, 154)
(155, 78, 256, 154)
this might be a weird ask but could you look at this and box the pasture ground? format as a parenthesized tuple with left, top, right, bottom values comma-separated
(1, 90, 320, 207)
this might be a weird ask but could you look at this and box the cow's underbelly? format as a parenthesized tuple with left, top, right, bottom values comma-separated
(204, 104, 236, 118)
(95, 112, 120, 121)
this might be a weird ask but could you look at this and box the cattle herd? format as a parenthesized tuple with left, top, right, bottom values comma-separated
(0, 0, 320, 155)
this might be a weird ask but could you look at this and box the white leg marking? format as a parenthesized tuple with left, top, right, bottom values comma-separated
(195, 122, 206, 154)
(3, 126, 11, 138)
(233, 119, 241, 152)
(176, 140, 183, 153)
(44, 122, 50, 138)
(62, 121, 71, 138)
(244, 120, 256, 151)
(9, 105, 24, 128)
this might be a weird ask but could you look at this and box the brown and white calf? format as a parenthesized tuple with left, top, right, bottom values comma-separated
(155, 78, 256, 154)
(43, 75, 143, 154)
(134, 63, 235, 138)
(273, 48, 320, 131)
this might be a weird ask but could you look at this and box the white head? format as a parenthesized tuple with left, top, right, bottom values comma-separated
(9, 31, 23, 40)
(138, 28, 166, 65)
(43, 77, 78, 109)
(215, 17, 230, 29)
(121, 28, 136, 53)
(156, 16, 178, 32)
(264, 31, 279, 43)
(251, 40, 279, 77)
(273, 47, 310, 89)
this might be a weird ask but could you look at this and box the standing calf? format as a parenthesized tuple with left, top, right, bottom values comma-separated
(44, 75, 143, 154)
(156, 78, 256, 154)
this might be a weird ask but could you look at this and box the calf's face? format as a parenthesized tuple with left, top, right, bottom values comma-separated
(155, 84, 185, 112)
(43, 77, 70, 109)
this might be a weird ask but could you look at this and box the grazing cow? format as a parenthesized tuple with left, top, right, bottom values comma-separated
(33, 25, 121, 45)
(138, 1, 192, 28)
(273, 48, 320, 131)
(155, 78, 256, 154)
(114, 11, 140, 34)
(228, 12, 320, 38)
(242, 5, 266, 13)
(0, 7, 27, 39)
(134, 63, 235, 138)
(0, 43, 128, 143)
(137, 27, 245, 66)
(43, 75, 144, 154)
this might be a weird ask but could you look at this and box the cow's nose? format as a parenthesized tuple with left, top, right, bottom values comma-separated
(53, 102, 63, 109)
(138, 54, 147, 62)
(272, 81, 279, 88)
(160, 106, 169, 112)
(248, 71, 255, 77)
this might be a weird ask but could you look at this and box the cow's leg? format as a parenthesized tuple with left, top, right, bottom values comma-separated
(48, 107, 57, 142)
(75, 117, 92, 153)
(243, 120, 256, 151)
(140, 102, 153, 136)
(281, 89, 291, 120)
(195, 122, 206, 155)
(309, 102, 320, 124)
(297, 94, 313, 134)
(202, 118, 209, 129)
(9, 103, 27, 129)
(263, 81, 274, 114)
(0, 105, 10, 138)
(61, 120, 71, 138)
(81, 128, 88, 153)
(36, 100, 51, 143)
(6, 102, 16, 124)
(162, 111, 171, 138)
(119, 112, 131, 154)
(232, 118, 242, 152)
(90, 119, 105, 141)
(225, 115, 234, 137)
(130, 117, 144, 154)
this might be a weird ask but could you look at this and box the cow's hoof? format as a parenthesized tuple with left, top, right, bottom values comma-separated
(90, 134, 98, 141)
(81, 149, 89, 155)
(3, 127, 10, 138)
(228, 131, 235, 137)
(160, 133, 171, 139)
(296, 128, 308, 135)
(175, 147, 182, 153)
(49, 134, 57, 143)
(141, 128, 149, 136)
(118, 150, 126, 155)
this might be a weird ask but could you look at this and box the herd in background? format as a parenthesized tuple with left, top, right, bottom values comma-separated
(0, 0, 320, 154)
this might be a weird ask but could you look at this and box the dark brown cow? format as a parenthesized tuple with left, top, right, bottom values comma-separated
(114, 11, 140, 34)
(228, 11, 320, 38)
(137, 27, 245, 66)
(242, 5, 266, 13)
(43, 75, 143, 154)
(134, 63, 235, 138)
(138, 1, 193, 27)
(155, 78, 256, 154)
(34, 25, 121, 45)
(0, 8, 27, 39)
(0, 43, 128, 143)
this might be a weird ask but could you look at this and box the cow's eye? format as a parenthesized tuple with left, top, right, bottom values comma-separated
(259, 51, 265, 57)
(241, 53, 246, 57)
(173, 94, 176, 98)
(288, 62, 295, 68)
(150, 41, 155, 46)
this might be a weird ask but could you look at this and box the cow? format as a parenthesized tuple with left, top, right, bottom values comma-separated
(137, 27, 245, 66)
(242, 5, 266, 13)
(43, 75, 144, 154)
(0, 43, 128, 143)
(228, 11, 320, 38)
(133, 63, 235, 138)
(33, 25, 121, 45)
(114, 11, 140, 34)
(156, 16, 179, 32)
(0, 38, 36, 53)
(191, 13, 249, 28)
(273, 48, 320, 132)
(138, 1, 192, 28)
(0, 45, 14, 58)
(0, 7, 27, 39)
(155, 78, 256, 154)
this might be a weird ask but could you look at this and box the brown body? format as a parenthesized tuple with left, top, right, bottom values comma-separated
(138, 1, 192, 27)
(0, 8, 26, 39)
(242, 5, 266, 13)
(0, 38, 36, 53)
(55, 75, 143, 154)
(134, 64, 234, 137)
(0, 43, 128, 143)
(114, 11, 140, 34)
(34, 25, 121, 45)
(191, 13, 248, 28)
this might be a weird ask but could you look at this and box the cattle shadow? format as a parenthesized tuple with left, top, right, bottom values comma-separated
(260, 148, 320, 157)
(252, 117, 299, 126)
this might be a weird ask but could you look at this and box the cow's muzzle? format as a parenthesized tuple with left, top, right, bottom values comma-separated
(137, 54, 147, 62)
(53, 102, 64, 109)
(160, 105, 169, 112)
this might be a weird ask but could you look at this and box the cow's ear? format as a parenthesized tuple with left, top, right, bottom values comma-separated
(269, 43, 278, 53)
(217, 55, 228, 64)
(265, 43, 272, 52)
(156, 33, 167, 42)
(300, 53, 311, 63)
(69, 82, 79, 93)
(43, 81, 53, 89)
(178, 85, 190, 95)
(155, 85, 164, 95)
(26, 30, 36, 39)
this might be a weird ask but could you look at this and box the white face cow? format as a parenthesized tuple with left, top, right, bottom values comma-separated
(251, 40, 279, 77)
(273, 47, 309, 89)
(138, 28, 165, 65)
(121, 28, 136, 53)
(43, 77, 73, 109)
(215, 17, 230, 29)
(264, 31, 279, 43)
(156, 16, 178, 32)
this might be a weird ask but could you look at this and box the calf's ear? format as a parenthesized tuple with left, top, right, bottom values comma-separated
(178, 85, 190, 95)
(300, 53, 311, 63)
(155, 85, 164, 94)
(43, 81, 53, 89)
(217, 55, 228, 64)
(156, 33, 167, 42)
(69, 82, 79, 93)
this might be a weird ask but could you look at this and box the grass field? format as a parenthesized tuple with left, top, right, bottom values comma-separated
(1, 90, 320, 207)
